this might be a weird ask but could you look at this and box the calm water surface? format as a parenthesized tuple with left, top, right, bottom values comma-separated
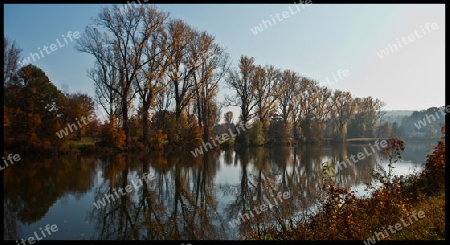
(3, 141, 434, 240)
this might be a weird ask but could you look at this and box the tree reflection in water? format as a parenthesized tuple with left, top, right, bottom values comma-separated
(3, 144, 423, 240)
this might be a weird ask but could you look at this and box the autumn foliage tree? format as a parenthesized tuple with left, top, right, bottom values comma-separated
(58, 92, 95, 141)
(420, 125, 445, 195)
(100, 115, 126, 149)
(4, 64, 64, 152)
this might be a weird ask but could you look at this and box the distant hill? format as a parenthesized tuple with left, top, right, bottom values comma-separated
(380, 110, 414, 125)
(381, 107, 445, 139)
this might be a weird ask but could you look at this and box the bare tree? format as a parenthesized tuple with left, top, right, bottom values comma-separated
(77, 5, 166, 146)
(134, 10, 169, 145)
(310, 83, 333, 127)
(253, 65, 281, 126)
(225, 55, 258, 123)
(360, 97, 385, 137)
(293, 78, 332, 142)
(331, 90, 355, 141)
(224, 111, 234, 128)
(291, 76, 309, 140)
(166, 19, 196, 122)
(87, 49, 120, 121)
(277, 69, 299, 124)
(4, 37, 22, 85)
(190, 30, 229, 141)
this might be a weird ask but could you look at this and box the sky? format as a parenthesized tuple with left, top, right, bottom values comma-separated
(3, 3, 445, 117)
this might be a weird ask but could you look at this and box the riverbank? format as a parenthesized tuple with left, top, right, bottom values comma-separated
(242, 129, 446, 241)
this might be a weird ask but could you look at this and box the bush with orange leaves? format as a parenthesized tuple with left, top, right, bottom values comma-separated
(421, 125, 445, 195)
(244, 131, 445, 240)
(99, 116, 126, 149)
(309, 138, 413, 240)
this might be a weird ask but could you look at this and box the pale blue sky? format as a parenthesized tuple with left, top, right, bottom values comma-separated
(4, 4, 445, 113)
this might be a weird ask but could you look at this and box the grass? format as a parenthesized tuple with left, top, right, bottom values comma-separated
(68, 138, 96, 148)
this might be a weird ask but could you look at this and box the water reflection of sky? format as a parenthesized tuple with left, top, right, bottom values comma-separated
(5, 141, 434, 240)
(352, 153, 425, 198)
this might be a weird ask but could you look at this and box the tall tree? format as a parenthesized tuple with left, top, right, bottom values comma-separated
(253, 65, 281, 128)
(277, 69, 299, 125)
(190, 31, 229, 141)
(77, 5, 163, 146)
(310, 84, 333, 134)
(225, 55, 258, 123)
(166, 19, 196, 122)
(292, 78, 332, 143)
(291, 76, 309, 142)
(331, 90, 355, 142)
(294, 78, 316, 142)
(133, 9, 169, 145)
(348, 97, 384, 138)
(87, 49, 121, 122)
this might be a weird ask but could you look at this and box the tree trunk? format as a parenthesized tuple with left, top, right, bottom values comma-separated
(122, 101, 129, 147)
(142, 104, 150, 146)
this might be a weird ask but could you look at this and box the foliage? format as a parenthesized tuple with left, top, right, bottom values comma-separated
(150, 110, 181, 146)
(378, 122, 390, 138)
(4, 65, 66, 153)
(58, 92, 95, 140)
(399, 107, 445, 139)
(245, 135, 445, 240)
(422, 125, 445, 193)
(267, 120, 291, 146)
(99, 116, 126, 149)
(302, 120, 326, 143)
(409, 125, 446, 196)
(248, 120, 264, 146)
(179, 113, 203, 149)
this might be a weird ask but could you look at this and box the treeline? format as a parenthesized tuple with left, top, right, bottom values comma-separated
(4, 4, 387, 154)
(400, 107, 445, 140)
(73, 5, 386, 148)
(222, 56, 384, 146)
(366, 107, 445, 141)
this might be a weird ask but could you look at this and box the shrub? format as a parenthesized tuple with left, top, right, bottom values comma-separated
(100, 116, 126, 148)
(421, 125, 445, 195)
(249, 120, 265, 146)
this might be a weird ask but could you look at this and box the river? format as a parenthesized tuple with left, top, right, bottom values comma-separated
(3, 141, 435, 240)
